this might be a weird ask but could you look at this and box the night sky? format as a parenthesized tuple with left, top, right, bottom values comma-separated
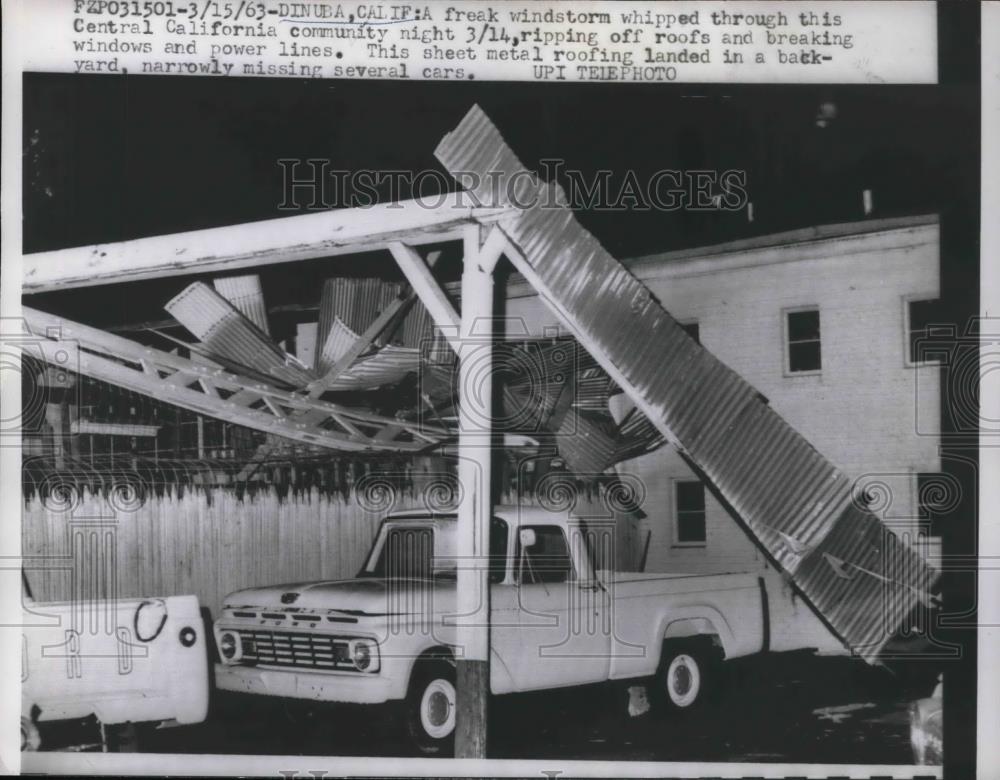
(23, 76, 976, 252)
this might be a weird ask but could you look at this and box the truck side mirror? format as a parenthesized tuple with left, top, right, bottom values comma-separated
(519, 529, 536, 549)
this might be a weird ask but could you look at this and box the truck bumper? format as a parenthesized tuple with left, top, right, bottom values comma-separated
(214, 663, 401, 704)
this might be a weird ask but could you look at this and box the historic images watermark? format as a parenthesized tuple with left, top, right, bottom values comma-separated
(276, 158, 749, 213)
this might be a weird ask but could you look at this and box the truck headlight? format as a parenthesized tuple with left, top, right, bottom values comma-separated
(219, 631, 241, 661)
(349, 639, 378, 672)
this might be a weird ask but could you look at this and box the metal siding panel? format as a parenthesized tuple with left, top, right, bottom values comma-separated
(319, 317, 360, 369)
(212, 275, 270, 336)
(325, 345, 421, 391)
(165, 282, 314, 388)
(555, 409, 618, 475)
(316, 278, 410, 373)
(436, 105, 938, 661)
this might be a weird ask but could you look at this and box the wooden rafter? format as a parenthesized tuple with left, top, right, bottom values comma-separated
(388, 242, 462, 350)
(22, 197, 514, 294)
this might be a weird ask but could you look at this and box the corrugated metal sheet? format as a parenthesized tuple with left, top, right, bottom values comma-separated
(399, 300, 435, 352)
(316, 278, 404, 372)
(316, 278, 447, 368)
(614, 408, 666, 463)
(574, 371, 613, 411)
(319, 316, 361, 368)
(555, 408, 619, 475)
(324, 345, 421, 391)
(314, 313, 422, 391)
(435, 105, 937, 660)
(212, 275, 270, 335)
(501, 384, 551, 433)
(166, 282, 315, 388)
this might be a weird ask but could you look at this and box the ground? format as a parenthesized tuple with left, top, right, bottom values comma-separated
(39, 651, 929, 763)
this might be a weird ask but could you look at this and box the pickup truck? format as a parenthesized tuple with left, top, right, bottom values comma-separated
(21, 575, 210, 751)
(214, 505, 845, 753)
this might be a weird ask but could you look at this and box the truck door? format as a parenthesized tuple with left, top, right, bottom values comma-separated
(487, 517, 521, 695)
(510, 524, 611, 690)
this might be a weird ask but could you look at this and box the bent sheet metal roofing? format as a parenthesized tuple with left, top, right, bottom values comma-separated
(435, 104, 938, 661)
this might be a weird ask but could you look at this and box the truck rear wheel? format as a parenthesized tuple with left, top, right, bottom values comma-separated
(405, 661, 456, 755)
(654, 641, 716, 713)
(105, 722, 141, 752)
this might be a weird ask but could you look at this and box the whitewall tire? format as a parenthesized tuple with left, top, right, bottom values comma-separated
(665, 652, 702, 708)
(654, 641, 717, 714)
(405, 660, 456, 755)
(419, 678, 456, 740)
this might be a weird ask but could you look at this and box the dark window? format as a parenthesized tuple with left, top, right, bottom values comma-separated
(908, 299, 942, 364)
(786, 309, 822, 373)
(680, 321, 700, 344)
(917, 472, 949, 537)
(516, 526, 574, 584)
(675, 481, 706, 545)
(489, 518, 509, 584)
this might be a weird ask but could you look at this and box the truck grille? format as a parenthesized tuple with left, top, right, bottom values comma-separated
(236, 629, 355, 671)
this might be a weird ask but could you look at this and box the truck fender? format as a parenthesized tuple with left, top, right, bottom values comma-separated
(658, 606, 736, 660)
(404, 646, 455, 688)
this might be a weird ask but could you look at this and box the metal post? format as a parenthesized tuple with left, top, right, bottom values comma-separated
(454, 224, 493, 758)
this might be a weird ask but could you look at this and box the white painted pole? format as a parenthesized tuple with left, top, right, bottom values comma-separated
(454, 223, 493, 758)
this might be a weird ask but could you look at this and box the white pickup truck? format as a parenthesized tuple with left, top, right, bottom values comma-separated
(214, 505, 844, 753)
(21, 575, 210, 751)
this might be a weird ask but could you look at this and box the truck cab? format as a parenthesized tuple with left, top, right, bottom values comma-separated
(213, 505, 831, 753)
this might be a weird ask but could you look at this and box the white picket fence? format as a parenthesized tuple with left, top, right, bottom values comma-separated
(22, 484, 641, 619)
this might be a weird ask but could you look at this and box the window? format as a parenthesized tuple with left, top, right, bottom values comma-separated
(907, 298, 943, 365)
(489, 518, 509, 584)
(785, 308, 822, 373)
(674, 481, 707, 546)
(679, 321, 700, 344)
(515, 526, 574, 584)
(916, 472, 949, 537)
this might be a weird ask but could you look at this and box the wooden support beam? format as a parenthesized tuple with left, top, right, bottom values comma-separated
(388, 242, 462, 352)
(22, 198, 513, 293)
(454, 223, 494, 759)
(262, 397, 287, 419)
(477, 226, 508, 274)
(329, 414, 362, 438)
(198, 378, 219, 397)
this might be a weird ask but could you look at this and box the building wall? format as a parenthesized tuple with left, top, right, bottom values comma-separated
(503, 216, 941, 576)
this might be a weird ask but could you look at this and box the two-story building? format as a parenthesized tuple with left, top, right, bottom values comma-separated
(505, 214, 941, 580)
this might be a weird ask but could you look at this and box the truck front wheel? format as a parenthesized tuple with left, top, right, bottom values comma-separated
(405, 661, 456, 755)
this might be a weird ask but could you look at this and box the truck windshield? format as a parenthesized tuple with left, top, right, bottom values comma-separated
(358, 518, 510, 583)
(360, 525, 454, 581)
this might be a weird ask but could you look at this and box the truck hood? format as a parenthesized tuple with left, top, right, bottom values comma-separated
(223, 577, 456, 615)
